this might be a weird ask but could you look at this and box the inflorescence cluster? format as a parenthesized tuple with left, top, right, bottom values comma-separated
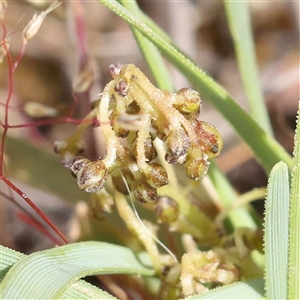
(55, 64, 223, 203)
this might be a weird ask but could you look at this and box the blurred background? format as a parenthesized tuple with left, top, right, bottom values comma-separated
(1, 0, 298, 254)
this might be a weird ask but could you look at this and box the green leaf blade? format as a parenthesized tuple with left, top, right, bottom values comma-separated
(264, 162, 290, 299)
(0, 241, 154, 299)
(224, 0, 273, 136)
(288, 102, 300, 299)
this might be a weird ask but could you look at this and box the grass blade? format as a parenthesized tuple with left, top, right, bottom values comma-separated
(264, 162, 289, 299)
(0, 245, 118, 299)
(224, 0, 273, 136)
(288, 102, 300, 299)
(0, 242, 153, 299)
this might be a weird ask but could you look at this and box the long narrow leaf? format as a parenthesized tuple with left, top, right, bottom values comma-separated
(0, 242, 154, 299)
(0, 245, 118, 299)
(224, 0, 273, 136)
(264, 162, 289, 299)
(288, 102, 300, 299)
(98, 0, 292, 174)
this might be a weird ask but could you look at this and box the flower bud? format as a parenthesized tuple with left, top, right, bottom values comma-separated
(155, 196, 179, 224)
(1, 0, 7, 20)
(144, 162, 168, 188)
(165, 128, 189, 164)
(193, 120, 223, 158)
(22, 1, 61, 44)
(173, 88, 201, 119)
(77, 160, 108, 193)
(109, 63, 123, 78)
(69, 156, 90, 177)
(132, 181, 157, 203)
(23, 102, 57, 118)
(114, 79, 129, 97)
(184, 149, 209, 180)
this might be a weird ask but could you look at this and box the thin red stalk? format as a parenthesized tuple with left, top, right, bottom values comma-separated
(0, 41, 13, 174)
(0, 102, 23, 109)
(0, 190, 63, 245)
(73, 0, 88, 64)
(0, 8, 69, 247)
(17, 213, 64, 246)
(66, 91, 81, 118)
(12, 43, 26, 72)
(1, 176, 69, 244)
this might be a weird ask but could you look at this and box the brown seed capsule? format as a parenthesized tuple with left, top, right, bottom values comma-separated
(77, 160, 108, 193)
(155, 196, 179, 224)
(70, 156, 91, 177)
(144, 162, 168, 188)
(193, 120, 223, 158)
(132, 181, 157, 203)
(173, 88, 201, 119)
(184, 151, 209, 180)
(165, 128, 190, 164)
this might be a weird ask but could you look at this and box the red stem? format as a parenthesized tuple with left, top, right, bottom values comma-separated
(1, 176, 69, 244)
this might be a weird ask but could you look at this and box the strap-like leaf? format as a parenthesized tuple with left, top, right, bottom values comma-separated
(264, 162, 290, 299)
(224, 0, 273, 136)
(0, 242, 153, 299)
(0, 245, 118, 299)
(288, 102, 300, 299)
